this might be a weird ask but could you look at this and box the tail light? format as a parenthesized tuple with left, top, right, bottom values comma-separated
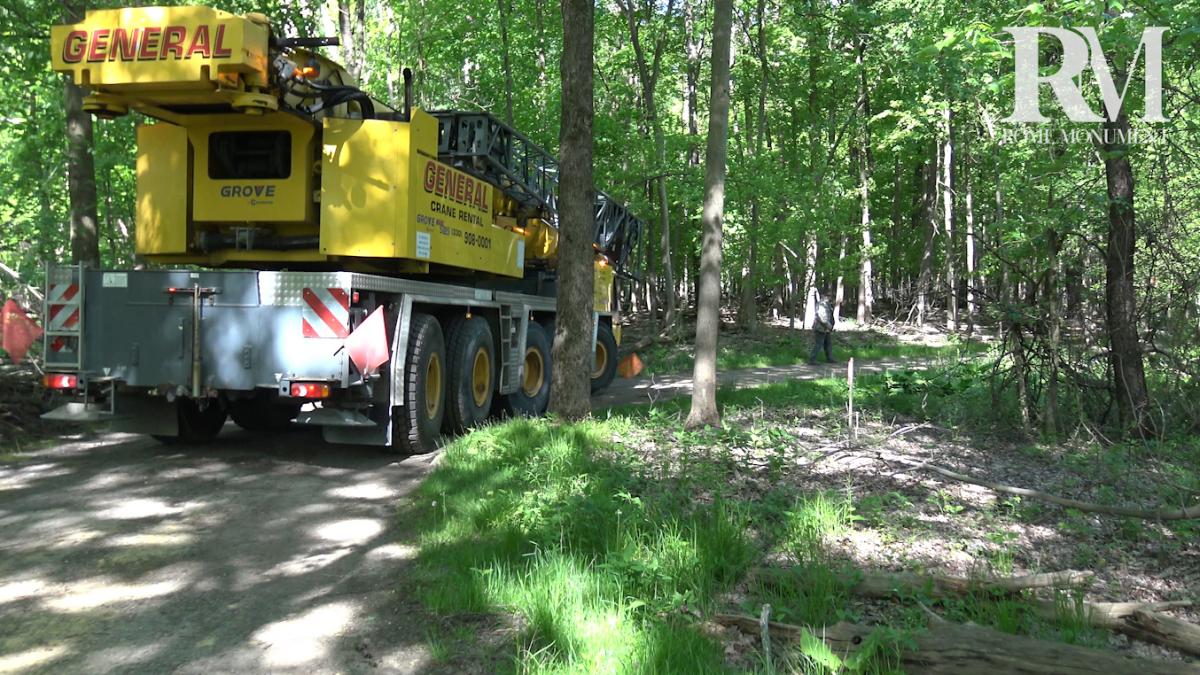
(289, 382, 332, 399)
(43, 373, 79, 390)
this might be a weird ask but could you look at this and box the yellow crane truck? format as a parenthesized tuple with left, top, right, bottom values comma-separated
(40, 6, 642, 452)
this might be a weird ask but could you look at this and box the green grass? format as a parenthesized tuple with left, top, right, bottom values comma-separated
(640, 331, 988, 375)
(407, 417, 752, 673)
(405, 355, 1167, 672)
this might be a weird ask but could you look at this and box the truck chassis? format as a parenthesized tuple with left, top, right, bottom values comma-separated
(42, 264, 614, 452)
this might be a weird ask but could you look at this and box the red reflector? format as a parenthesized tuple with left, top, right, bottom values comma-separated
(43, 373, 78, 389)
(289, 382, 331, 399)
(351, 291, 360, 304)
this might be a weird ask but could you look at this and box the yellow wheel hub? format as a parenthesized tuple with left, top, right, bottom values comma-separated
(471, 347, 491, 408)
(424, 353, 442, 419)
(592, 341, 608, 379)
(522, 347, 545, 397)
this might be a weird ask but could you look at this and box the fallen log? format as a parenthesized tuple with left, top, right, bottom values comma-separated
(752, 567, 1200, 659)
(1120, 610, 1200, 658)
(713, 613, 1199, 674)
(855, 569, 1093, 597)
(1032, 599, 1195, 627)
(1031, 600, 1200, 657)
(749, 567, 1094, 599)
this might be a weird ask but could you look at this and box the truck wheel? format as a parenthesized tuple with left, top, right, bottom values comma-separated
(445, 315, 495, 432)
(230, 397, 300, 432)
(506, 321, 551, 416)
(154, 399, 227, 444)
(591, 321, 618, 393)
(394, 313, 446, 453)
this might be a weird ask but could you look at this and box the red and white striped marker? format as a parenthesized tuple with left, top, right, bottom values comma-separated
(301, 287, 350, 339)
(47, 283, 80, 352)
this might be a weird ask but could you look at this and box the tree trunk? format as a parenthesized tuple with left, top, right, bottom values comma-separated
(534, 0, 548, 94)
(941, 102, 957, 330)
(685, 0, 733, 429)
(413, 0, 428, 107)
(965, 146, 977, 332)
(834, 235, 848, 323)
(621, 0, 676, 331)
(683, 0, 702, 166)
(548, 0, 594, 421)
(63, 6, 100, 269)
(337, 0, 358, 82)
(353, 0, 365, 84)
(1045, 227, 1062, 437)
(917, 156, 936, 326)
(854, 32, 874, 325)
(857, 149, 874, 324)
(740, 201, 759, 330)
(383, 4, 400, 101)
(1103, 113, 1150, 434)
(803, 235, 818, 329)
(739, 0, 769, 332)
(498, 0, 515, 125)
(889, 157, 903, 303)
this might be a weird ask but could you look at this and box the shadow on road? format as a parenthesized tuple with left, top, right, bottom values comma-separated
(0, 423, 446, 674)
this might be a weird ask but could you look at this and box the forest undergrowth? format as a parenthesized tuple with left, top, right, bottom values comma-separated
(401, 350, 1200, 673)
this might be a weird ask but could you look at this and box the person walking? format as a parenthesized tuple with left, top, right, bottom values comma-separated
(808, 288, 836, 364)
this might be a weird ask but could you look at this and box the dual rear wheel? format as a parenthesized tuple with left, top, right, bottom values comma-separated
(393, 313, 503, 453)
(392, 313, 614, 454)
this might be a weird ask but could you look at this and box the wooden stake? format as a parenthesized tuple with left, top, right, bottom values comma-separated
(759, 603, 772, 671)
(847, 357, 856, 440)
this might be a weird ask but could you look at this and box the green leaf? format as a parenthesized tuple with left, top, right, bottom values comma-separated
(800, 630, 844, 672)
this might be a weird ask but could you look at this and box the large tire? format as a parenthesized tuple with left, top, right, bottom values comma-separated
(230, 397, 300, 432)
(154, 399, 227, 444)
(445, 315, 495, 432)
(394, 313, 446, 453)
(591, 321, 618, 394)
(505, 321, 551, 416)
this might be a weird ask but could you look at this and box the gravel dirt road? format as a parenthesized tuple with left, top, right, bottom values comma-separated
(0, 358, 928, 673)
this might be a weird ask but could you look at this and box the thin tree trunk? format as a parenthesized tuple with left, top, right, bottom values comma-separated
(857, 149, 873, 325)
(739, 0, 769, 331)
(854, 29, 873, 325)
(27, 89, 57, 262)
(1102, 113, 1149, 433)
(498, 0, 515, 125)
(834, 234, 848, 323)
(803, 234, 818, 329)
(534, 0, 548, 94)
(1045, 226, 1062, 437)
(889, 157, 903, 303)
(63, 2, 100, 269)
(965, 145, 978, 332)
(621, 0, 676, 331)
(384, 4, 399, 101)
(353, 0, 365, 83)
(683, 0, 703, 166)
(338, 0, 357, 82)
(686, 0, 733, 429)
(549, 0, 594, 420)
(941, 101, 957, 330)
(917, 155, 937, 326)
(740, 202, 760, 329)
(414, 0, 428, 107)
